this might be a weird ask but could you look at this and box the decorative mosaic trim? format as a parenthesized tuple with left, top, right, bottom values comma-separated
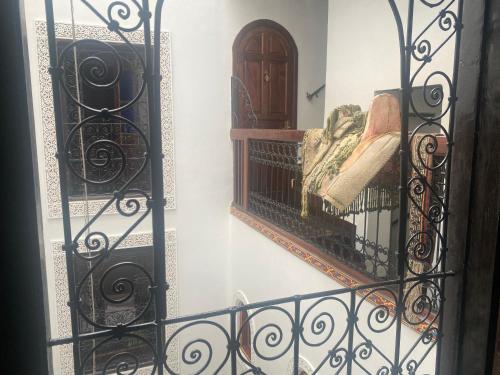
(231, 207, 431, 334)
(35, 21, 176, 218)
(51, 230, 179, 374)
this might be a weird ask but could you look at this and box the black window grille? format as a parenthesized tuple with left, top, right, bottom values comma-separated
(74, 246, 155, 373)
(57, 39, 151, 199)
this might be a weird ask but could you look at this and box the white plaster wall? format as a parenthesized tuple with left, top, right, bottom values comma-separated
(323, 0, 457, 125)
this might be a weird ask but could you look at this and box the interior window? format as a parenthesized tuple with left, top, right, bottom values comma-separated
(56, 39, 151, 200)
(74, 246, 155, 373)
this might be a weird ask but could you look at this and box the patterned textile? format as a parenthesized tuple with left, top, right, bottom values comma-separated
(301, 94, 401, 217)
(301, 105, 367, 217)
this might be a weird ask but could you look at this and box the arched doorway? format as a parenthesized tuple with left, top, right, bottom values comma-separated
(233, 20, 298, 129)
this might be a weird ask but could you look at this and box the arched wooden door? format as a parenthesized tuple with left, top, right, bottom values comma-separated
(233, 20, 298, 129)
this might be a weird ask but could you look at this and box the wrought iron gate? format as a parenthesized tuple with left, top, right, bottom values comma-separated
(45, 0, 464, 373)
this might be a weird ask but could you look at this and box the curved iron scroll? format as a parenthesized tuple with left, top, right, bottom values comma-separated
(231, 75, 258, 129)
(159, 274, 449, 375)
(44, 0, 167, 373)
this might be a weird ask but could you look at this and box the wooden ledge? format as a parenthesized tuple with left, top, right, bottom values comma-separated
(230, 128, 305, 142)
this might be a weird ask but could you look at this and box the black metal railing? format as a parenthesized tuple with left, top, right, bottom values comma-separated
(234, 133, 448, 283)
(50, 271, 451, 374)
(240, 135, 400, 281)
(43, 0, 464, 373)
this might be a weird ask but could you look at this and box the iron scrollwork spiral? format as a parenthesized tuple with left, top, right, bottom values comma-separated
(356, 289, 398, 334)
(328, 348, 348, 372)
(78, 45, 121, 88)
(351, 288, 397, 372)
(299, 297, 350, 373)
(163, 320, 231, 375)
(406, 231, 435, 264)
(81, 231, 110, 260)
(64, 114, 150, 186)
(409, 124, 450, 170)
(299, 297, 349, 348)
(236, 306, 294, 367)
(58, 38, 146, 113)
(116, 189, 152, 216)
(76, 261, 154, 330)
(81, 333, 156, 375)
(402, 280, 442, 326)
(107, 0, 145, 32)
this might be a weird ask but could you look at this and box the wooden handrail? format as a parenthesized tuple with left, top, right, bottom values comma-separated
(231, 128, 448, 155)
(230, 128, 305, 142)
(231, 127, 447, 215)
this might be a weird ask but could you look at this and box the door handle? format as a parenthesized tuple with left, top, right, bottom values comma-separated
(264, 71, 271, 83)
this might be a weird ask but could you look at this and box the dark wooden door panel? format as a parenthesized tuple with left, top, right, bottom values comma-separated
(244, 33, 264, 54)
(243, 60, 263, 114)
(268, 33, 288, 57)
(268, 61, 288, 116)
(233, 20, 297, 129)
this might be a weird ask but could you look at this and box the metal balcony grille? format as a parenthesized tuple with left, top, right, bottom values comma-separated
(246, 138, 400, 280)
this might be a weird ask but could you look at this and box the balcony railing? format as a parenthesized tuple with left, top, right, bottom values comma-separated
(231, 128, 446, 282)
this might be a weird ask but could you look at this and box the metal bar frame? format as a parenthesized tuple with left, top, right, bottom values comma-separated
(43, 0, 464, 373)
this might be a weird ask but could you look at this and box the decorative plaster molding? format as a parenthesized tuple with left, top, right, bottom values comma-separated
(51, 230, 179, 374)
(35, 21, 175, 218)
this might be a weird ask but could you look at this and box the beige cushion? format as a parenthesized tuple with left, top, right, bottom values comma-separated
(319, 94, 401, 211)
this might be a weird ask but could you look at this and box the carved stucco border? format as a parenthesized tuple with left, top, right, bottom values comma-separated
(51, 230, 179, 374)
(35, 21, 176, 218)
